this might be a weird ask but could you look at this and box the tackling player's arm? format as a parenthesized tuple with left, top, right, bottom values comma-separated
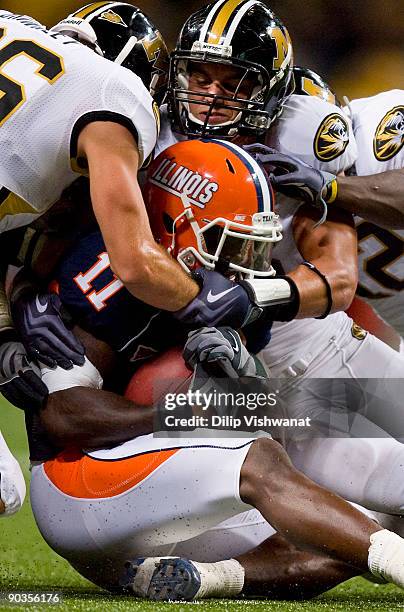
(240, 206, 358, 321)
(258, 146, 404, 229)
(290, 206, 358, 318)
(77, 121, 199, 311)
(333, 170, 404, 229)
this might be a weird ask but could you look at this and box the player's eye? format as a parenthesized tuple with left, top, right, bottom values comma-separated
(190, 72, 210, 87)
(222, 80, 239, 93)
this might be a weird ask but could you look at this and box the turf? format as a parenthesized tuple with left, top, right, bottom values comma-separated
(1, 399, 404, 611)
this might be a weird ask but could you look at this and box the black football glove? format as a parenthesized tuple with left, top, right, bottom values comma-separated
(0, 341, 48, 410)
(12, 291, 85, 370)
(244, 143, 337, 223)
(174, 269, 262, 329)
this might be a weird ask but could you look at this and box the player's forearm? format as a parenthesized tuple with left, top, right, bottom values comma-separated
(335, 171, 404, 229)
(288, 256, 357, 318)
(89, 159, 199, 310)
(290, 206, 358, 318)
(42, 387, 155, 449)
(110, 241, 199, 311)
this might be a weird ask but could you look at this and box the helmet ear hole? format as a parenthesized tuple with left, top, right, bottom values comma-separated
(163, 212, 175, 234)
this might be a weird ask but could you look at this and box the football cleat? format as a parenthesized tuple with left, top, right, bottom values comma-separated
(120, 557, 201, 601)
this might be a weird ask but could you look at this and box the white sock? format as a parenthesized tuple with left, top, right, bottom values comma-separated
(192, 559, 245, 598)
(0, 431, 26, 517)
(368, 529, 404, 588)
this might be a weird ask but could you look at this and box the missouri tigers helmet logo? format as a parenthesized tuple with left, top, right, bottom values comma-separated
(314, 113, 349, 161)
(99, 10, 127, 27)
(373, 106, 404, 162)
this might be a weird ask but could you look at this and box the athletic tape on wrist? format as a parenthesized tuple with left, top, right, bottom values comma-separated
(41, 357, 103, 394)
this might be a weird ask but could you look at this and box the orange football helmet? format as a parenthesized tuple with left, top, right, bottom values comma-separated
(145, 139, 282, 278)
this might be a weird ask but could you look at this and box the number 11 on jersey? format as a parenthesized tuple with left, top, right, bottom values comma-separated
(74, 252, 124, 311)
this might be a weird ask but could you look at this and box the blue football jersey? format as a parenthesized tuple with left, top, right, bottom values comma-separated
(56, 230, 186, 363)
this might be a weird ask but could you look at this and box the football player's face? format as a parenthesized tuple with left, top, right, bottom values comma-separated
(187, 62, 254, 125)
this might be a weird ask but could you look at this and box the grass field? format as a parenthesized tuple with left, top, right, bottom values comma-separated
(1, 399, 404, 612)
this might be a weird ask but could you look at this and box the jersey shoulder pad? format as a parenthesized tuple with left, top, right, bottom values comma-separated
(101, 64, 159, 167)
(267, 94, 357, 174)
(348, 89, 404, 125)
(347, 90, 404, 173)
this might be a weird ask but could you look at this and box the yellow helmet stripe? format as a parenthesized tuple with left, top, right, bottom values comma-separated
(207, 0, 248, 44)
(72, 2, 112, 19)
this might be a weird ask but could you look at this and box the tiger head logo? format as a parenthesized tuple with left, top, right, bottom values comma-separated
(99, 10, 127, 27)
(314, 113, 349, 161)
(373, 106, 404, 162)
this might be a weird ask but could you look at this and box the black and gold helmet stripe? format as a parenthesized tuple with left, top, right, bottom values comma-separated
(72, 2, 114, 20)
(198, 0, 228, 43)
(206, 0, 252, 45)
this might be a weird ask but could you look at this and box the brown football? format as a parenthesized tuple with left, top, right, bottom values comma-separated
(124, 346, 193, 406)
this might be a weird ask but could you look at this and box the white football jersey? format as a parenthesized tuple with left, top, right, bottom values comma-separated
(154, 104, 183, 156)
(347, 90, 404, 335)
(263, 95, 358, 369)
(266, 94, 358, 174)
(0, 12, 157, 233)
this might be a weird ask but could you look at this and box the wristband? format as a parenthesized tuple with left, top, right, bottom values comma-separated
(240, 277, 300, 322)
(301, 261, 333, 319)
(323, 178, 338, 204)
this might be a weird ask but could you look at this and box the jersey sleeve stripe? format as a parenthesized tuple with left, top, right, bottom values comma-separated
(70, 110, 140, 170)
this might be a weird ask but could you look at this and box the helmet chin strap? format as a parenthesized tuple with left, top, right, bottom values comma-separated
(188, 104, 242, 130)
(114, 36, 138, 65)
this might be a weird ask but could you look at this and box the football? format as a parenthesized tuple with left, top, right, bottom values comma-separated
(124, 346, 193, 406)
